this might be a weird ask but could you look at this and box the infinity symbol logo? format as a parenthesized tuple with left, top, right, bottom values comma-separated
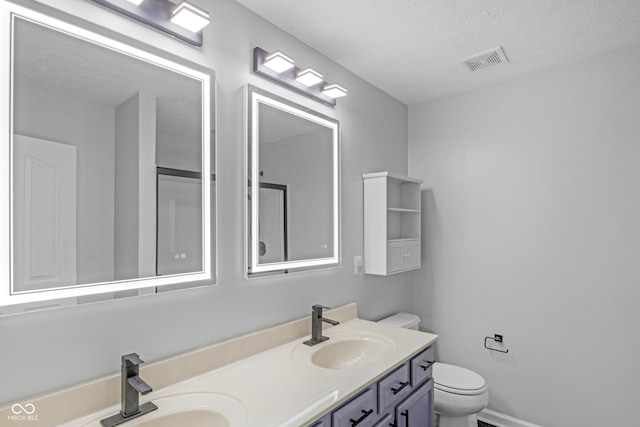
(11, 403, 36, 415)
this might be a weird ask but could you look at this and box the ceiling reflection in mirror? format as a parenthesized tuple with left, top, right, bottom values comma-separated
(246, 86, 340, 276)
(1, 7, 214, 310)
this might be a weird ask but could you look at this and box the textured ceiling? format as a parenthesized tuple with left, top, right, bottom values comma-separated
(14, 18, 202, 139)
(233, 0, 640, 105)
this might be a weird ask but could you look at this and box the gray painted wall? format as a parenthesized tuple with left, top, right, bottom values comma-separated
(0, 0, 410, 405)
(408, 45, 640, 426)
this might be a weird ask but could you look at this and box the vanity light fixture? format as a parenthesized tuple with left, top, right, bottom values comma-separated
(263, 51, 295, 73)
(296, 68, 324, 87)
(90, 0, 210, 46)
(252, 47, 347, 107)
(170, 1, 210, 33)
(322, 83, 348, 99)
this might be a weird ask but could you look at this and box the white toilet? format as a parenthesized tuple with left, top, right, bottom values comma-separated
(378, 313, 489, 427)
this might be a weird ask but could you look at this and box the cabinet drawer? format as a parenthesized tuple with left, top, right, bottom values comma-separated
(386, 242, 405, 273)
(378, 363, 412, 414)
(411, 346, 434, 387)
(333, 388, 378, 427)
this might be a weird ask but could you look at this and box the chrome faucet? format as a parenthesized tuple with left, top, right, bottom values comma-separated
(304, 304, 340, 346)
(100, 353, 158, 427)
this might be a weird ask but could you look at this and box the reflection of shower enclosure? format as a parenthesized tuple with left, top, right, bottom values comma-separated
(156, 167, 203, 276)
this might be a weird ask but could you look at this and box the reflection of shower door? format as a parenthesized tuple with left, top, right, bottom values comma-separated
(13, 134, 77, 292)
(258, 183, 288, 264)
(156, 168, 203, 276)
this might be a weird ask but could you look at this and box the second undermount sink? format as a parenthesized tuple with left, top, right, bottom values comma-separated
(78, 393, 246, 427)
(292, 331, 395, 370)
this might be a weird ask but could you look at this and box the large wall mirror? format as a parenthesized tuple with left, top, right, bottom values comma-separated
(245, 86, 340, 276)
(0, 3, 215, 312)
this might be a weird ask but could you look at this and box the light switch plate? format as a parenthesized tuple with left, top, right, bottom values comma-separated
(353, 256, 363, 275)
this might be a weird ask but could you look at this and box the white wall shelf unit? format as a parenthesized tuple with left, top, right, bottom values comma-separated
(363, 172, 423, 275)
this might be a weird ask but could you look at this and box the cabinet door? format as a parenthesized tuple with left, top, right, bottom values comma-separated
(374, 413, 394, 427)
(402, 241, 421, 271)
(395, 380, 434, 427)
(386, 241, 405, 273)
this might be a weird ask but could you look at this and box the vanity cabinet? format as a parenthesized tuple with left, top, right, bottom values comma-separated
(363, 172, 423, 275)
(308, 345, 434, 427)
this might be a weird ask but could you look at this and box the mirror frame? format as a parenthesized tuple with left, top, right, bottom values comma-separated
(0, 2, 214, 308)
(245, 85, 341, 276)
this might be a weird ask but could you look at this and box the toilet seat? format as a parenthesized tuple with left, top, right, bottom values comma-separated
(433, 362, 487, 396)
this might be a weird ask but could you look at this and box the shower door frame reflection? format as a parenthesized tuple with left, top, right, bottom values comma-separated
(156, 167, 205, 277)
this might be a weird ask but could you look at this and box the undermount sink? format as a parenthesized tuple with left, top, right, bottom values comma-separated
(293, 331, 395, 370)
(81, 393, 246, 427)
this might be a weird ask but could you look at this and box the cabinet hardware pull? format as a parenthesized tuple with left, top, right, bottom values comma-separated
(420, 360, 435, 371)
(350, 409, 373, 426)
(391, 381, 409, 394)
(401, 409, 409, 427)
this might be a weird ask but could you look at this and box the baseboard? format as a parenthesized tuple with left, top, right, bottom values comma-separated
(477, 408, 543, 427)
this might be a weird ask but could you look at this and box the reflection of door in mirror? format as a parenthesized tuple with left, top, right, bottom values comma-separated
(156, 169, 203, 275)
(258, 183, 288, 264)
(13, 135, 77, 292)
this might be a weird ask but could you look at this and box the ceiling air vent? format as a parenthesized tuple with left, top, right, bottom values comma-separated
(459, 46, 508, 72)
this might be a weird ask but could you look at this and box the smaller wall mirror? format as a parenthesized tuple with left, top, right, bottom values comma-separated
(245, 86, 340, 276)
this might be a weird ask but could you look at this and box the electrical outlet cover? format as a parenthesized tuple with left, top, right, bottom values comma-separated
(353, 256, 363, 275)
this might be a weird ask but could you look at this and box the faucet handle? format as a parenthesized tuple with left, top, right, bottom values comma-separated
(128, 375, 153, 395)
(122, 353, 144, 366)
(312, 304, 331, 311)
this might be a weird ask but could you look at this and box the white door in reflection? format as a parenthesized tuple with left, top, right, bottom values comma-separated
(258, 184, 287, 264)
(13, 135, 77, 292)
(157, 174, 202, 275)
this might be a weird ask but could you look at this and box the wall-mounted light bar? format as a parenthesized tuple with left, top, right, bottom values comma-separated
(252, 47, 348, 107)
(91, 0, 210, 46)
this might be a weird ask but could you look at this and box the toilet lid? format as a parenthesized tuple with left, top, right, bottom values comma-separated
(433, 363, 487, 395)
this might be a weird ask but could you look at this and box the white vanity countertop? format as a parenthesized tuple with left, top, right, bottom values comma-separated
(60, 318, 437, 427)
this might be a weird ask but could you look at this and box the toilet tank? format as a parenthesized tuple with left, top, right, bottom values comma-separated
(377, 312, 420, 330)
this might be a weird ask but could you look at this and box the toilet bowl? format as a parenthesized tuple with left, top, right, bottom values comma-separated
(377, 313, 489, 427)
(433, 362, 489, 427)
